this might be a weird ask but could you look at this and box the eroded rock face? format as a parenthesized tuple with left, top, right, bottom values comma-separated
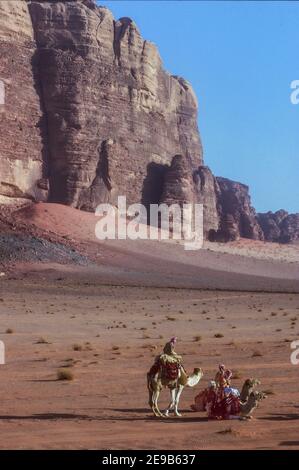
(0, 0, 47, 202)
(214, 177, 264, 241)
(27, 0, 202, 209)
(193, 166, 219, 238)
(161, 155, 195, 206)
(0, 1, 297, 244)
(258, 211, 299, 243)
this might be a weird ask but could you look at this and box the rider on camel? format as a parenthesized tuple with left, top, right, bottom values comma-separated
(148, 337, 184, 382)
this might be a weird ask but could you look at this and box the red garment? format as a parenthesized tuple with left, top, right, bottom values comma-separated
(191, 390, 207, 411)
(148, 361, 160, 377)
(191, 388, 218, 412)
(209, 392, 240, 419)
(148, 358, 180, 381)
(164, 362, 180, 380)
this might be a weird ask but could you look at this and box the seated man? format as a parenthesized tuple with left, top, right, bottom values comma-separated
(191, 380, 217, 412)
(191, 364, 240, 418)
(215, 364, 233, 388)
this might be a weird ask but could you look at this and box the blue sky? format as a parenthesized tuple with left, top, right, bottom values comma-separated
(98, 1, 299, 213)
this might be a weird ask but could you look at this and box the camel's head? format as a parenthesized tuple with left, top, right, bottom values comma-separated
(245, 378, 261, 388)
(186, 368, 203, 387)
(193, 367, 203, 378)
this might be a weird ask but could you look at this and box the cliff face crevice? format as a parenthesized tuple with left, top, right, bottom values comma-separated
(0, 0, 298, 243)
(30, 43, 50, 187)
(113, 17, 134, 65)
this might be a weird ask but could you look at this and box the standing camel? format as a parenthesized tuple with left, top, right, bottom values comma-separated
(147, 366, 203, 417)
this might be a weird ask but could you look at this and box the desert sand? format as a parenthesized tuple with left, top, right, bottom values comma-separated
(0, 203, 298, 449)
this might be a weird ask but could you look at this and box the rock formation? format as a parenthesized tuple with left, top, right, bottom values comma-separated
(214, 178, 264, 242)
(0, 0, 298, 243)
(193, 166, 219, 237)
(28, 0, 202, 212)
(0, 0, 47, 202)
(258, 211, 299, 243)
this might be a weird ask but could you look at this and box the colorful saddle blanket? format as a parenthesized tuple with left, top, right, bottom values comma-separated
(149, 357, 181, 381)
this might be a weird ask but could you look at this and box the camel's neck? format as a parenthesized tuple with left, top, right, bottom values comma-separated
(240, 385, 252, 402)
(240, 397, 258, 415)
(186, 373, 202, 387)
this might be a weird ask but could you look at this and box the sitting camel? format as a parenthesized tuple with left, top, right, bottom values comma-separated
(239, 378, 261, 402)
(191, 377, 261, 415)
(205, 387, 266, 420)
(147, 366, 203, 417)
(238, 391, 267, 419)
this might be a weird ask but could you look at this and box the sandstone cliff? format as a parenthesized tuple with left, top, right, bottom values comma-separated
(214, 177, 264, 242)
(258, 211, 299, 243)
(0, 0, 297, 244)
(28, 0, 203, 212)
(0, 0, 47, 201)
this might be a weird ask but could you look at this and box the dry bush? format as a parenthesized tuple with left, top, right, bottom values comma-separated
(57, 369, 74, 381)
(193, 335, 202, 342)
(252, 350, 263, 357)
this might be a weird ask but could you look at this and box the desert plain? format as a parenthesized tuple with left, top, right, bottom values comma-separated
(0, 203, 299, 450)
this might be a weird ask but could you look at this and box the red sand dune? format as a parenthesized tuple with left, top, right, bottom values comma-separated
(13, 202, 299, 292)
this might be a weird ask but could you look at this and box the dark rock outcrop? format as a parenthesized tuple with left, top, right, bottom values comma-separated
(193, 166, 219, 238)
(161, 155, 195, 207)
(214, 177, 264, 242)
(258, 211, 299, 243)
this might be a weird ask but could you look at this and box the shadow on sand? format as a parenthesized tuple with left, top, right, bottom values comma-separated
(0, 409, 209, 423)
(109, 408, 209, 423)
(280, 441, 299, 446)
(260, 412, 299, 421)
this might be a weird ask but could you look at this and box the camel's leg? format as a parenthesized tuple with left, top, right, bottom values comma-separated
(148, 384, 153, 408)
(174, 385, 184, 416)
(148, 376, 161, 416)
(151, 390, 160, 417)
(148, 389, 154, 410)
(152, 390, 160, 417)
(165, 388, 176, 417)
(153, 389, 164, 417)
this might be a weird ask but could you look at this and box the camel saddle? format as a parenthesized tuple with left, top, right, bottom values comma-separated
(149, 354, 183, 382)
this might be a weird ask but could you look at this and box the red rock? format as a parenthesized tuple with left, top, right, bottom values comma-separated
(0, 1, 297, 244)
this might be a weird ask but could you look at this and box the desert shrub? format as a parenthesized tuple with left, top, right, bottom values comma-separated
(57, 369, 74, 381)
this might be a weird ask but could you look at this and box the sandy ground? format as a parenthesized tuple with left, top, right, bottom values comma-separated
(4, 202, 299, 292)
(0, 274, 299, 450)
(0, 202, 298, 449)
